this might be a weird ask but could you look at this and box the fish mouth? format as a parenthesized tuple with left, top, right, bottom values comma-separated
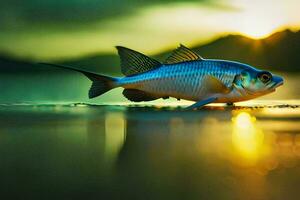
(275, 81, 283, 87)
(269, 82, 283, 92)
(270, 76, 284, 90)
(273, 80, 283, 88)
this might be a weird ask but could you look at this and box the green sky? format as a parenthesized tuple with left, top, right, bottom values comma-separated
(0, 0, 299, 60)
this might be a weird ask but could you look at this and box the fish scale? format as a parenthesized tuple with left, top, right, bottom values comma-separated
(118, 60, 244, 101)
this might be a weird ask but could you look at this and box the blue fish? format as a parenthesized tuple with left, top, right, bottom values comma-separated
(43, 44, 284, 109)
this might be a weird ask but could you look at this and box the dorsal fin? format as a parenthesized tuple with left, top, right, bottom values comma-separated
(164, 44, 204, 64)
(116, 46, 161, 76)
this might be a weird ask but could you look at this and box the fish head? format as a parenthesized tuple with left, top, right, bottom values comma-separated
(233, 69, 284, 97)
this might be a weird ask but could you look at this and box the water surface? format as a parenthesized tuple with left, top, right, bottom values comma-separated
(0, 103, 300, 199)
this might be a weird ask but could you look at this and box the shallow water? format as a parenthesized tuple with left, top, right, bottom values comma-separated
(0, 103, 300, 200)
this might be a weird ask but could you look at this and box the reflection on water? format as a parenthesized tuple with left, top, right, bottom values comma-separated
(0, 105, 300, 199)
(104, 112, 126, 164)
(232, 112, 264, 161)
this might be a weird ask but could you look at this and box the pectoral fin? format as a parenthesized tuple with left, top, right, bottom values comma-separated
(203, 76, 231, 94)
(184, 97, 218, 110)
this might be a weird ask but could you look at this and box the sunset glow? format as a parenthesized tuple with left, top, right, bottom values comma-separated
(236, 17, 280, 39)
(0, 0, 299, 59)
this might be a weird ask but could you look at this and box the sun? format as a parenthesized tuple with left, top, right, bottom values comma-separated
(233, 6, 283, 39)
(236, 17, 279, 39)
(240, 27, 274, 39)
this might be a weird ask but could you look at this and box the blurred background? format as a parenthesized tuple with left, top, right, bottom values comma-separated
(0, 0, 300, 103)
(1, 2, 300, 200)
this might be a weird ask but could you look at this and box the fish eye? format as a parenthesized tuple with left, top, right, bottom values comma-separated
(258, 72, 272, 83)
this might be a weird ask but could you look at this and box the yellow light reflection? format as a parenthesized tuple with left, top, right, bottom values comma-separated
(232, 112, 264, 160)
(104, 112, 126, 164)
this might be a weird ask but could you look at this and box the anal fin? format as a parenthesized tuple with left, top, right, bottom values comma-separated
(123, 89, 159, 102)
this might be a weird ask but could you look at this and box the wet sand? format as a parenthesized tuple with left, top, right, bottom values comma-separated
(0, 103, 300, 200)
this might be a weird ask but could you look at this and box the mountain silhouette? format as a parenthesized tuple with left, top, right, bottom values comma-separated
(0, 29, 299, 74)
(62, 29, 300, 73)
(192, 29, 300, 72)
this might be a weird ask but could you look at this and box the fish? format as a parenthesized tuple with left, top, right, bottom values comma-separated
(41, 44, 284, 109)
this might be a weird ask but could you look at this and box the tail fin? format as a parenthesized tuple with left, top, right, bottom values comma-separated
(39, 63, 117, 99)
(87, 74, 116, 98)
